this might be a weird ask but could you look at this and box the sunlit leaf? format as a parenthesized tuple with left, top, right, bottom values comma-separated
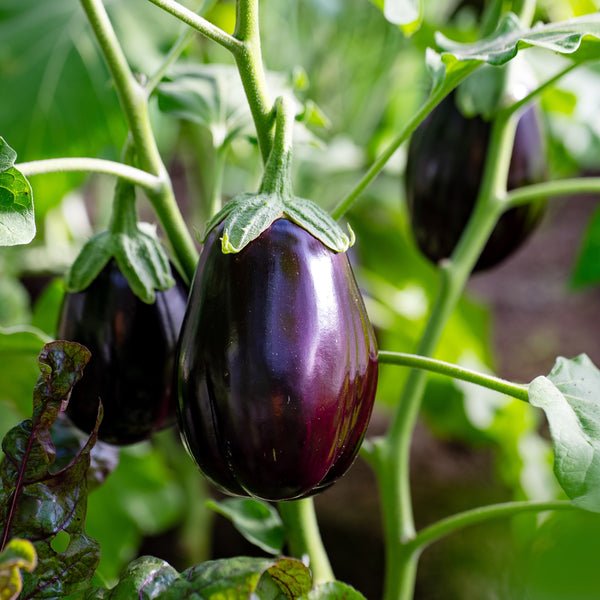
(0, 168, 35, 246)
(529, 354, 600, 512)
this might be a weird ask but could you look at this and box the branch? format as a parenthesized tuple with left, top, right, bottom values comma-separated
(16, 158, 162, 192)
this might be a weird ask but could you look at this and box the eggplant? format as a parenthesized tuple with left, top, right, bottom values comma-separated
(404, 93, 546, 271)
(57, 259, 189, 445)
(176, 218, 379, 501)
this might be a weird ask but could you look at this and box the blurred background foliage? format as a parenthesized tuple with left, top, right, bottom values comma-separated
(1, 0, 599, 598)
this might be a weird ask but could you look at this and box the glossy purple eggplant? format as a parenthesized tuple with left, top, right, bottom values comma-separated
(57, 259, 189, 445)
(176, 218, 379, 501)
(405, 93, 547, 271)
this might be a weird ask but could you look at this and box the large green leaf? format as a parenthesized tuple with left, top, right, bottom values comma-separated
(529, 354, 600, 512)
(435, 12, 600, 65)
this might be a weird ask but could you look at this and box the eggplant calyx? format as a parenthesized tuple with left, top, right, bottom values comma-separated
(65, 224, 175, 304)
(202, 96, 353, 254)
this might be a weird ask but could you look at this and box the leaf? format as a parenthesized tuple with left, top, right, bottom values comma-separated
(0, 138, 17, 173)
(369, 0, 421, 35)
(90, 556, 312, 599)
(0, 167, 35, 246)
(435, 12, 600, 66)
(528, 354, 600, 512)
(571, 203, 600, 289)
(0, 340, 103, 598)
(207, 498, 285, 555)
(176, 556, 312, 599)
(157, 64, 328, 149)
(0, 538, 37, 600)
(304, 581, 367, 599)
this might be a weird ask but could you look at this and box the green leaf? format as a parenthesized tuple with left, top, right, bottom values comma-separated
(207, 498, 285, 555)
(571, 203, 600, 289)
(176, 556, 312, 599)
(91, 556, 312, 599)
(528, 354, 600, 512)
(0, 341, 102, 598)
(0, 167, 35, 246)
(369, 0, 422, 35)
(158, 64, 329, 148)
(304, 581, 367, 599)
(0, 138, 17, 172)
(0, 538, 37, 600)
(435, 12, 600, 66)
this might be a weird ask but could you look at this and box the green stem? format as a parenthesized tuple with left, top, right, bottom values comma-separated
(506, 177, 600, 208)
(144, 0, 241, 52)
(232, 0, 274, 163)
(375, 110, 520, 600)
(16, 158, 161, 191)
(259, 96, 293, 196)
(330, 64, 479, 221)
(278, 499, 334, 585)
(408, 500, 575, 553)
(80, 0, 198, 281)
(378, 351, 529, 402)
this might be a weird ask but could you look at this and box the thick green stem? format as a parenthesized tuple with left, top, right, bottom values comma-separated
(375, 110, 519, 600)
(80, 0, 198, 281)
(278, 499, 334, 585)
(232, 0, 274, 163)
(378, 351, 529, 401)
(16, 158, 161, 191)
(259, 97, 293, 196)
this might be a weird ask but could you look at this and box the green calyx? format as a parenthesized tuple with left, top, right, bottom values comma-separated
(65, 178, 175, 304)
(202, 96, 354, 254)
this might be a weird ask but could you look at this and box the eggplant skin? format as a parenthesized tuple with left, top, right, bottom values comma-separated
(57, 259, 189, 445)
(405, 93, 547, 271)
(176, 218, 379, 501)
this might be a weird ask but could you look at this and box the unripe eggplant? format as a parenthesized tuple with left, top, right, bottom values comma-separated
(176, 218, 379, 501)
(57, 259, 189, 445)
(405, 93, 546, 271)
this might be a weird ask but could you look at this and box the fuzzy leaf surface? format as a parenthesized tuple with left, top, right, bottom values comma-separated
(529, 354, 600, 512)
(0, 138, 17, 173)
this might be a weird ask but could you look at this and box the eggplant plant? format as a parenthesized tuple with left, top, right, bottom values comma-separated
(1, 1, 600, 599)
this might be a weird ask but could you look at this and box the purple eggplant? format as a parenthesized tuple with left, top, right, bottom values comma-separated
(176, 218, 379, 501)
(405, 93, 546, 271)
(57, 259, 189, 445)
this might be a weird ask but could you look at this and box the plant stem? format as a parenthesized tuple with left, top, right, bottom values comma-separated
(16, 158, 161, 191)
(408, 500, 575, 553)
(232, 0, 274, 163)
(506, 177, 600, 208)
(375, 109, 519, 600)
(278, 499, 334, 585)
(80, 0, 198, 281)
(378, 351, 529, 402)
(145, 0, 241, 53)
(330, 64, 479, 221)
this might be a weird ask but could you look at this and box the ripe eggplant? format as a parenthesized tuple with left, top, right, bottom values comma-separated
(176, 218, 379, 501)
(405, 93, 546, 271)
(57, 259, 189, 445)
